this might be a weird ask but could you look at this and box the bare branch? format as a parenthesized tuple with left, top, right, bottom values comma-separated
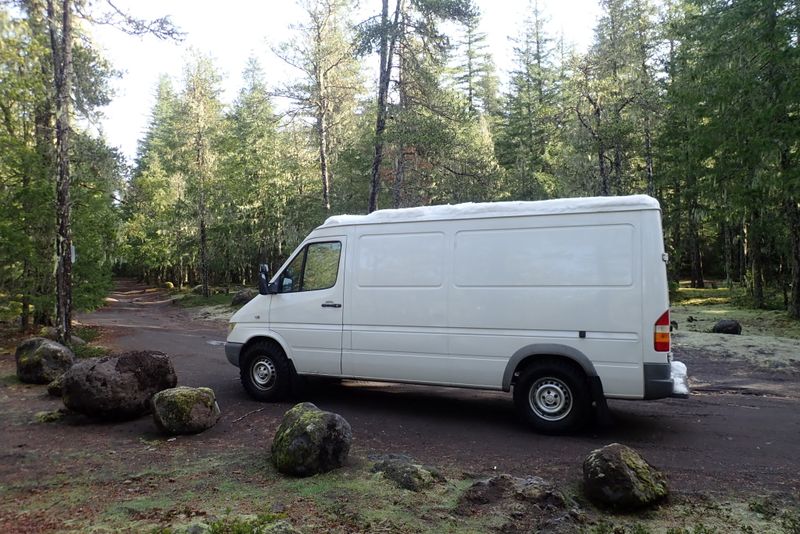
(74, 1, 184, 41)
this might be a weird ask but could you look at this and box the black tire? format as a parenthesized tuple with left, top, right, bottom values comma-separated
(513, 359, 591, 434)
(240, 341, 291, 402)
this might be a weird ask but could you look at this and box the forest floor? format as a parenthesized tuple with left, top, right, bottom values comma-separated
(0, 280, 799, 533)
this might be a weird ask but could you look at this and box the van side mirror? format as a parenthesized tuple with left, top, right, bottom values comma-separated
(257, 264, 274, 295)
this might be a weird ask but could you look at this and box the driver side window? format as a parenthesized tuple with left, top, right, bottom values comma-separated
(279, 241, 341, 293)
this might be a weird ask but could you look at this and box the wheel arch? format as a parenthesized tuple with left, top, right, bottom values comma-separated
(240, 334, 291, 363)
(502, 344, 599, 392)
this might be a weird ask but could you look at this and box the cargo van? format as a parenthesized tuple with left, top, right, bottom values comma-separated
(225, 195, 688, 433)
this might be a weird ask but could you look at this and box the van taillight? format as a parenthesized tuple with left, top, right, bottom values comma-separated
(654, 310, 670, 352)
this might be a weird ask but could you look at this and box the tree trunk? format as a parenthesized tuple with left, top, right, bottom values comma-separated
(368, 0, 401, 213)
(749, 209, 765, 308)
(644, 114, 654, 196)
(723, 223, 732, 288)
(594, 106, 608, 196)
(317, 110, 330, 212)
(49, 0, 73, 344)
(787, 198, 800, 318)
(688, 201, 704, 289)
(613, 142, 622, 195)
(316, 54, 331, 212)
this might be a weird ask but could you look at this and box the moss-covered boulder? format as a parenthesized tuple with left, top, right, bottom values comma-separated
(271, 402, 352, 477)
(37, 327, 85, 346)
(371, 454, 445, 491)
(15, 337, 75, 384)
(152, 386, 220, 434)
(231, 288, 258, 306)
(583, 443, 668, 510)
(62, 350, 177, 420)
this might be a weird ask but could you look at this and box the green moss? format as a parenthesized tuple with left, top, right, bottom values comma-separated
(34, 410, 65, 423)
(153, 386, 217, 433)
(619, 448, 667, 499)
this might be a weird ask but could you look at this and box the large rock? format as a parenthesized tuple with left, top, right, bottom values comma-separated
(231, 288, 258, 306)
(62, 351, 177, 420)
(371, 454, 445, 491)
(583, 443, 668, 510)
(15, 337, 74, 384)
(712, 319, 742, 335)
(271, 402, 352, 477)
(152, 386, 221, 435)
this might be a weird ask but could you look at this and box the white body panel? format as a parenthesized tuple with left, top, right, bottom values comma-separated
(228, 195, 671, 400)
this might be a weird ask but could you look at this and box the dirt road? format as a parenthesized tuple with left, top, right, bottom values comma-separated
(61, 280, 799, 497)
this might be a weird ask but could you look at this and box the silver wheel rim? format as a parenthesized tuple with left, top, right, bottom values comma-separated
(251, 357, 277, 391)
(529, 377, 572, 422)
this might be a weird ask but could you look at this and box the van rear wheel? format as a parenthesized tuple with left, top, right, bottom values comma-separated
(240, 341, 291, 402)
(513, 360, 590, 434)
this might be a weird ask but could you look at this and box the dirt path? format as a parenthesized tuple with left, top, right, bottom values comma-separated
(64, 280, 800, 496)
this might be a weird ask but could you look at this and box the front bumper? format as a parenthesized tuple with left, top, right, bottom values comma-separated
(643, 361, 690, 399)
(225, 342, 243, 367)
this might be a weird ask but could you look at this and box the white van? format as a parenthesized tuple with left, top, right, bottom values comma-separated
(225, 195, 688, 433)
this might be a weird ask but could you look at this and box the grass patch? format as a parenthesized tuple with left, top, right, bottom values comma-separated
(71, 343, 111, 359)
(73, 325, 101, 343)
(1, 442, 795, 534)
(670, 284, 800, 340)
(174, 292, 235, 309)
(672, 287, 736, 306)
(206, 512, 288, 534)
(0, 374, 21, 386)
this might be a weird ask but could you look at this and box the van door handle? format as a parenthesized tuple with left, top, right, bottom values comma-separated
(321, 302, 342, 308)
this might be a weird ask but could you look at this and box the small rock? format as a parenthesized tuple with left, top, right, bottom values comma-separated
(582, 443, 668, 510)
(164, 281, 175, 289)
(270, 502, 287, 514)
(263, 521, 302, 534)
(38, 326, 59, 340)
(69, 336, 87, 347)
(47, 374, 65, 397)
(15, 337, 74, 384)
(152, 386, 221, 435)
(184, 523, 210, 534)
(371, 455, 445, 491)
(711, 319, 742, 335)
(460, 474, 564, 508)
(271, 402, 352, 477)
(62, 350, 177, 420)
(37, 326, 86, 346)
(231, 288, 258, 306)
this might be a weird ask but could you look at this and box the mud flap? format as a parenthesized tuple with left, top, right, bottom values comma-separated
(589, 376, 614, 427)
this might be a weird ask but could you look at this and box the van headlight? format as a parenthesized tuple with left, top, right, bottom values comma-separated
(228, 322, 236, 335)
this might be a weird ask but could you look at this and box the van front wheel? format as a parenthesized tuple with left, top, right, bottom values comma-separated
(513, 361, 590, 434)
(240, 341, 291, 402)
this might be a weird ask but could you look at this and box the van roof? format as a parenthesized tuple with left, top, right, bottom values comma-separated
(321, 194, 660, 227)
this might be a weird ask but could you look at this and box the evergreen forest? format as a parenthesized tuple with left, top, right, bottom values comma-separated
(1, 0, 799, 341)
